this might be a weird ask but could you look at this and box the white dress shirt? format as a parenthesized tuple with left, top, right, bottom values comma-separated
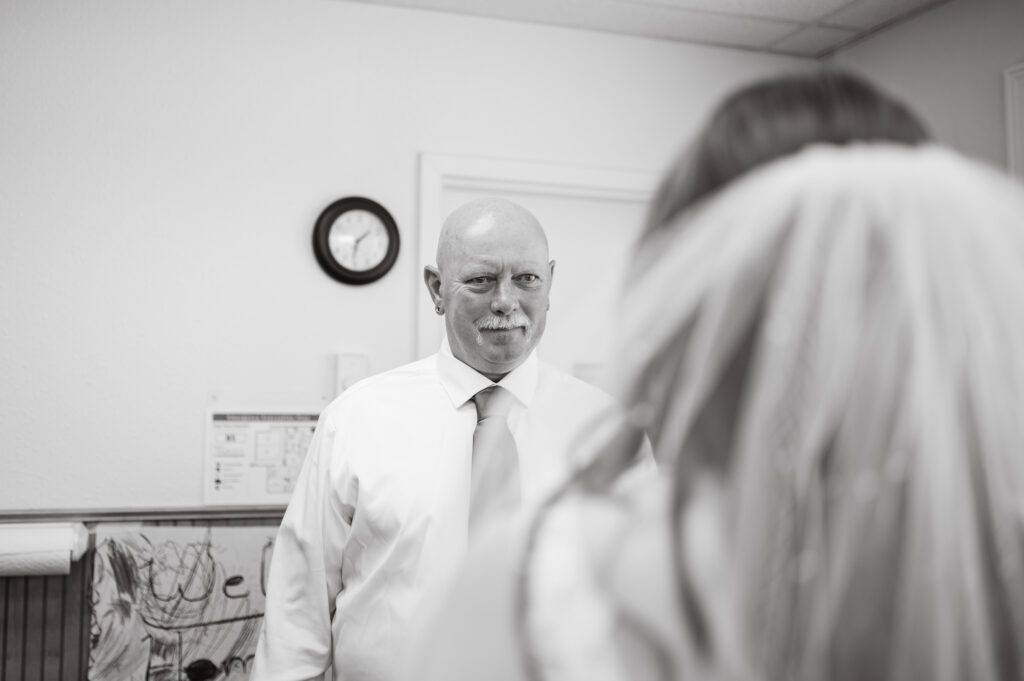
(251, 341, 623, 681)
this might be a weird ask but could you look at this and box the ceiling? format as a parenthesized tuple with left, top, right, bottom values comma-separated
(342, 0, 950, 58)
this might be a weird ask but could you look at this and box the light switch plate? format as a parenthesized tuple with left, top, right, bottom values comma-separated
(335, 353, 370, 396)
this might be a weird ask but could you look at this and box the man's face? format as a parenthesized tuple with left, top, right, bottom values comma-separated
(428, 211, 554, 380)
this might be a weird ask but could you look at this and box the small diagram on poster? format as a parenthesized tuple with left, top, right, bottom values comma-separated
(204, 410, 320, 506)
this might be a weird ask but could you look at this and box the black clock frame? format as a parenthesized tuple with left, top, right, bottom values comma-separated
(312, 196, 400, 285)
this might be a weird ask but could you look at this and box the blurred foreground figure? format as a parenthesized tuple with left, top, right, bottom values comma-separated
(414, 70, 1024, 681)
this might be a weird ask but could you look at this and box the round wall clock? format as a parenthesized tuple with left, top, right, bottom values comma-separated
(312, 196, 400, 285)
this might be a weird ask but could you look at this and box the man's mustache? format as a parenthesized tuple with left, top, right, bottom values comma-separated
(478, 313, 530, 331)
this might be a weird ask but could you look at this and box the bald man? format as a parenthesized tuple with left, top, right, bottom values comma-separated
(425, 198, 553, 382)
(253, 198, 637, 681)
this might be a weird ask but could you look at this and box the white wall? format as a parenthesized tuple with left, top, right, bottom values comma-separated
(0, 0, 809, 511)
(831, 0, 1024, 171)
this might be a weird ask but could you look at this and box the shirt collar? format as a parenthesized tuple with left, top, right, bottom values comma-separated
(436, 336, 539, 409)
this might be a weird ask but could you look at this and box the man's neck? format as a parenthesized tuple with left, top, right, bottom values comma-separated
(479, 369, 509, 383)
(450, 353, 517, 384)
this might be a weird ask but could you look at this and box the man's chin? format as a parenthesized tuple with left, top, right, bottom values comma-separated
(478, 335, 531, 365)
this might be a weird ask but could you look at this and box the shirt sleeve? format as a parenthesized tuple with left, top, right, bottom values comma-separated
(251, 406, 355, 681)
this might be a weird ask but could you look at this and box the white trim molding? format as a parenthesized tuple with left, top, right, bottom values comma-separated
(1006, 62, 1024, 179)
(416, 153, 658, 358)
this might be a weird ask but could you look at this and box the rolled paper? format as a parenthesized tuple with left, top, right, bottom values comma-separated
(0, 522, 90, 576)
(0, 550, 69, 576)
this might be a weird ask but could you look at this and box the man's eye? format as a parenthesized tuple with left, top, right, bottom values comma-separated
(466, 277, 493, 286)
(516, 274, 539, 284)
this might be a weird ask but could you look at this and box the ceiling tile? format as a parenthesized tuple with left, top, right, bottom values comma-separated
(339, 0, 950, 55)
(770, 24, 859, 57)
(822, 0, 947, 29)
(561, 1, 803, 48)
(348, 0, 802, 50)
(622, 0, 851, 24)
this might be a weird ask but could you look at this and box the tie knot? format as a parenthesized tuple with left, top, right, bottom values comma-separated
(472, 386, 513, 421)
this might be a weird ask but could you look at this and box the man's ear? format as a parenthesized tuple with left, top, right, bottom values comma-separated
(548, 260, 556, 287)
(424, 266, 443, 306)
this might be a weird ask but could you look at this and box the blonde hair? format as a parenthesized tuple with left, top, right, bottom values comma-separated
(617, 144, 1024, 681)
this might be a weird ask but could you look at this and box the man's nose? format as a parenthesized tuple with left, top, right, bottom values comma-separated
(490, 279, 518, 315)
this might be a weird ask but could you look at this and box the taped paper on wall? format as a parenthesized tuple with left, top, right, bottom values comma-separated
(203, 409, 320, 506)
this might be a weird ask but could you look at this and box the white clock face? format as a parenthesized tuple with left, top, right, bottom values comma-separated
(327, 209, 390, 272)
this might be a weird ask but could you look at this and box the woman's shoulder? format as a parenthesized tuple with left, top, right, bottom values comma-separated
(523, 476, 676, 681)
(410, 515, 532, 681)
(542, 475, 669, 570)
(410, 477, 677, 681)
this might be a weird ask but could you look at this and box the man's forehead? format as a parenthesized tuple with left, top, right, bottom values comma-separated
(453, 253, 548, 271)
(437, 200, 549, 270)
(461, 212, 498, 236)
(446, 226, 547, 262)
(453, 216, 543, 246)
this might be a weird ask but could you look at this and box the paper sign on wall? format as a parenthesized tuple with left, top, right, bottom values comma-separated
(203, 410, 319, 506)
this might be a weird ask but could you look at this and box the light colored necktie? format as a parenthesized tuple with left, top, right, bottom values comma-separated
(468, 386, 521, 538)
